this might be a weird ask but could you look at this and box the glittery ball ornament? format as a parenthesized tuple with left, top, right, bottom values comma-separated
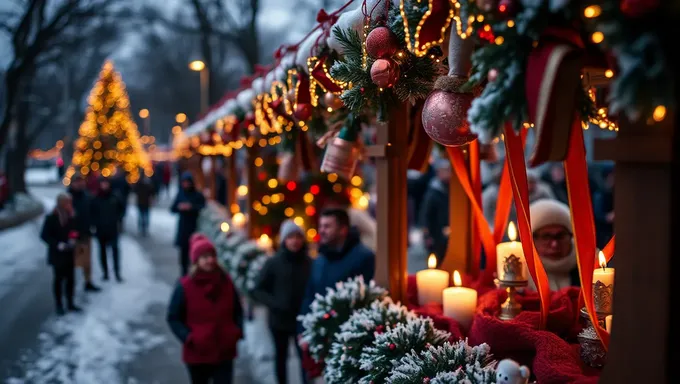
(370, 58, 400, 88)
(324, 92, 344, 110)
(366, 27, 399, 59)
(422, 76, 477, 147)
(294, 103, 312, 121)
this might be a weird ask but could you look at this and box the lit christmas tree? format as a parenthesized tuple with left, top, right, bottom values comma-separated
(64, 61, 152, 185)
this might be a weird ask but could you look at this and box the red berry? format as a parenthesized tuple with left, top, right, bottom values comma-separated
(389, 343, 396, 350)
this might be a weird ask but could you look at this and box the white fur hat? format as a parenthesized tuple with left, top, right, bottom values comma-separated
(530, 199, 572, 234)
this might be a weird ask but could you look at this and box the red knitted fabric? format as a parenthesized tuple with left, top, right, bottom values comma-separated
(300, 343, 324, 379)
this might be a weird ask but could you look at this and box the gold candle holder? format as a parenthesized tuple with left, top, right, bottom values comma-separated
(497, 279, 528, 320)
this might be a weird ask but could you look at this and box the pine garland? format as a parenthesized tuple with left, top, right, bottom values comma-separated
(324, 298, 417, 384)
(587, 1, 673, 120)
(330, 2, 441, 121)
(461, 1, 595, 140)
(387, 341, 496, 384)
(298, 277, 388, 362)
(358, 316, 451, 384)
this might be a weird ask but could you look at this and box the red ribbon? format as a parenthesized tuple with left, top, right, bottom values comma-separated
(504, 124, 551, 330)
(563, 118, 610, 349)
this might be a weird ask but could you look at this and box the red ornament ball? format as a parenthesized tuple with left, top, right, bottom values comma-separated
(370, 58, 400, 88)
(423, 378, 431, 384)
(487, 68, 499, 82)
(375, 325, 385, 333)
(366, 26, 399, 59)
(323, 313, 331, 320)
(324, 92, 344, 110)
(294, 103, 312, 121)
(422, 89, 478, 147)
(389, 343, 396, 350)
(330, 309, 337, 316)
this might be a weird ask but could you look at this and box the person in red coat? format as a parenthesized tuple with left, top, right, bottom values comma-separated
(166, 236, 243, 384)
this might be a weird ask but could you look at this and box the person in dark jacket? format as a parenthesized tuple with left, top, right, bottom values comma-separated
(419, 159, 451, 262)
(92, 177, 124, 282)
(299, 208, 375, 321)
(252, 220, 311, 384)
(40, 193, 82, 315)
(167, 236, 243, 384)
(135, 175, 156, 237)
(68, 175, 100, 292)
(171, 172, 206, 276)
(111, 169, 131, 231)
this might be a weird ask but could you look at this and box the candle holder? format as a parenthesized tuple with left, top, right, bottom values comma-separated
(577, 327, 607, 368)
(593, 280, 614, 314)
(496, 279, 528, 320)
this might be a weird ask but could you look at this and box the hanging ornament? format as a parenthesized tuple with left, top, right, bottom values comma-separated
(294, 103, 313, 121)
(370, 58, 400, 88)
(323, 313, 331, 320)
(487, 68, 499, 82)
(319, 114, 361, 180)
(422, 28, 477, 147)
(388, 343, 396, 350)
(375, 325, 385, 334)
(366, 26, 399, 59)
(324, 92, 345, 110)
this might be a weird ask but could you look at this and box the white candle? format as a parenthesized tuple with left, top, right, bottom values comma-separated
(416, 254, 449, 305)
(593, 251, 615, 313)
(443, 271, 478, 330)
(605, 315, 613, 333)
(593, 251, 615, 287)
(232, 212, 246, 229)
(496, 222, 528, 282)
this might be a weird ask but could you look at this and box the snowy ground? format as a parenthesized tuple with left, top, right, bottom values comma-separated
(25, 166, 61, 185)
(0, 185, 309, 384)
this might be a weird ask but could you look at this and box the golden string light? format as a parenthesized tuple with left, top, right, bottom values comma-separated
(399, 0, 455, 56)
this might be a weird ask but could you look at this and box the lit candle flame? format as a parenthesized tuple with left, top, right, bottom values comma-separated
(427, 254, 437, 269)
(508, 222, 517, 241)
(598, 251, 606, 270)
(453, 270, 462, 287)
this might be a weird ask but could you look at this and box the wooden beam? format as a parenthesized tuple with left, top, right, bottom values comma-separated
(364, 144, 388, 158)
(210, 156, 218, 200)
(225, 154, 237, 209)
(245, 145, 258, 239)
(594, 136, 672, 163)
(599, 113, 674, 384)
(374, 104, 409, 303)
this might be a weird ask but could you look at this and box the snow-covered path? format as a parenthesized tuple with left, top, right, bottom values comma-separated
(0, 185, 309, 384)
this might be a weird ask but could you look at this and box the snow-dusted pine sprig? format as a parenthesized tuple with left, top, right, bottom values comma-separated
(298, 277, 388, 362)
(324, 298, 417, 384)
(230, 241, 265, 292)
(244, 254, 268, 294)
(358, 316, 451, 384)
(387, 340, 496, 384)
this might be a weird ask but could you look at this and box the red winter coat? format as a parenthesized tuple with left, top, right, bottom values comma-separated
(168, 272, 243, 364)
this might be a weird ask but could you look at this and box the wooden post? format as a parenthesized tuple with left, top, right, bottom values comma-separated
(210, 156, 217, 200)
(373, 104, 409, 303)
(245, 145, 258, 239)
(225, 154, 237, 209)
(596, 112, 674, 383)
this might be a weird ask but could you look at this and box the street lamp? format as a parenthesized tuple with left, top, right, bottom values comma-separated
(189, 60, 209, 113)
(139, 109, 150, 135)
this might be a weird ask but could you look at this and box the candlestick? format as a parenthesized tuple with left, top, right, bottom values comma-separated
(496, 222, 528, 282)
(605, 315, 612, 333)
(593, 251, 615, 314)
(443, 271, 477, 329)
(416, 254, 449, 305)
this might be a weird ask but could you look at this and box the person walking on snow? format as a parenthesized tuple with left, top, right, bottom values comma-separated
(167, 236, 243, 384)
(134, 174, 156, 237)
(252, 220, 311, 384)
(419, 159, 451, 263)
(92, 177, 124, 282)
(171, 172, 206, 276)
(68, 175, 100, 292)
(40, 193, 82, 315)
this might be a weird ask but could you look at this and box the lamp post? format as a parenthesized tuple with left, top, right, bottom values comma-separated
(139, 108, 150, 135)
(189, 60, 209, 113)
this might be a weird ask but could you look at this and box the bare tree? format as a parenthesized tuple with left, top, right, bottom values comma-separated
(0, 0, 121, 154)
